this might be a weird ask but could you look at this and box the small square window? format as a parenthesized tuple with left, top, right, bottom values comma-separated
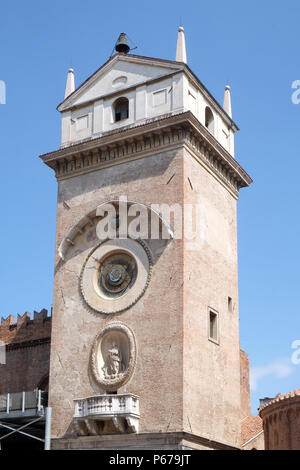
(208, 309, 219, 344)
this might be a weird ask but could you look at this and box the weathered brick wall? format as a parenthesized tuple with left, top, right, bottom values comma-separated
(240, 349, 251, 420)
(183, 149, 241, 448)
(49, 148, 185, 439)
(239, 351, 265, 449)
(0, 309, 51, 394)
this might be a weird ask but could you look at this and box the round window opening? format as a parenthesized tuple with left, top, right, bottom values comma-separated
(98, 252, 137, 298)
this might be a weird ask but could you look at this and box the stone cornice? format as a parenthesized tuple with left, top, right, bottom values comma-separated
(5, 337, 51, 351)
(40, 111, 252, 198)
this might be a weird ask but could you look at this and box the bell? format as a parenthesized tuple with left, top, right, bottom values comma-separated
(115, 33, 130, 54)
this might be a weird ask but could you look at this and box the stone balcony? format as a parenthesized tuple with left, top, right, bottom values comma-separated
(73, 394, 140, 435)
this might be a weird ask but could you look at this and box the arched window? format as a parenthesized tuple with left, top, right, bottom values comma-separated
(114, 97, 129, 122)
(205, 106, 214, 134)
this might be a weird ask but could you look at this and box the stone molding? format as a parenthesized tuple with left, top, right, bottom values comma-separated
(80, 238, 152, 315)
(40, 111, 252, 198)
(90, 322, 137, 390)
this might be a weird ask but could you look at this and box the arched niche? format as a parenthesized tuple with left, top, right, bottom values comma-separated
(113, 97, 129, 122)
(90, 322, 136, 391)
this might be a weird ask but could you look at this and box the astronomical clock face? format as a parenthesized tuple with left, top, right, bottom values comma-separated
(98, 253, 137, 298)
(80, 238, 152, 315)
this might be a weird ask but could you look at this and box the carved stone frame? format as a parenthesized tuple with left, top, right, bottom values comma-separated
(90, 322, 136, 391)
(80, 238, 152, 315)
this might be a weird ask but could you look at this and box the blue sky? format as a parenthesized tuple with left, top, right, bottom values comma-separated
(0, 0, 299, 414)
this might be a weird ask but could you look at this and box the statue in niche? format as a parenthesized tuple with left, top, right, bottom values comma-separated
(103, 342, 124, 378)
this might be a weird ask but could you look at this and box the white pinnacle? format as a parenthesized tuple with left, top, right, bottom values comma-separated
(176, 26, 187, 63)
(223, 85, 232, 118)
(64, 68, 75, 99)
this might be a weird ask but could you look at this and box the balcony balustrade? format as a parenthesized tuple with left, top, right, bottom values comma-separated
(73, 394, 139, 435)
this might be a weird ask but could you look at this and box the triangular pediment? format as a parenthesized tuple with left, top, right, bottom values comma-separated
(58, 54, 184, 111)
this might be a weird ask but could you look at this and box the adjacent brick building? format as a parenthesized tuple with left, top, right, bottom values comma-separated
(259, 390, 300, 450)
(240, 349, 264, 450)
(0, 309, 51, 395)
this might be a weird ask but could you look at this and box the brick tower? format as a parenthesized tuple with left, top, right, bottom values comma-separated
(41, 28, 252, 450)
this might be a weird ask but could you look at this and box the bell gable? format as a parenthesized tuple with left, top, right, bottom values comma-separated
(58, 54, 183, 112)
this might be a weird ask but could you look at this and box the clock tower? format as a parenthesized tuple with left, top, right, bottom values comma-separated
(41, 28, 252, 450)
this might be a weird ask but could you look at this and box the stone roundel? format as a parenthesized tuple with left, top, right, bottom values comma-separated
(80, 238, 152, 314)
(90, 322, 136, 390)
